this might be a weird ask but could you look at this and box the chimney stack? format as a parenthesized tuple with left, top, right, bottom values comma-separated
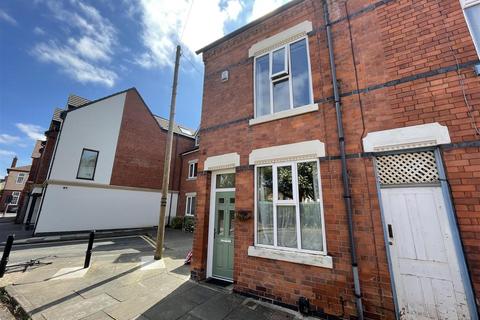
(11, 156, 17, 168)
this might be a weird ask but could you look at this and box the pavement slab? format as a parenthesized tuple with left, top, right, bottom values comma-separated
(1, 231, 304, 320)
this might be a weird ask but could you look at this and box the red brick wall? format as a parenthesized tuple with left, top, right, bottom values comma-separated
(110, 89, 195, 190)
(36, 126, 60, 184)
(177, 150, 199, 217)
(193, 0, 480, 318)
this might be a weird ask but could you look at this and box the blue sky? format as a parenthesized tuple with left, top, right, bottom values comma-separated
(0, 0, 290, 176)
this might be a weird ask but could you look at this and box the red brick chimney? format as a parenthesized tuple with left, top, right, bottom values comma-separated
(11, 156, 17, 168)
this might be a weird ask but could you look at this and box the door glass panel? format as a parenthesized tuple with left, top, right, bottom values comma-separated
(217, 209, 224, 236)
(272, 47, 286, 75)
(229, 210, 235, 235)
(257, 166, 273, 245)
(219, 197, 224, 204)
(273, 78, 290, 113)
(277, 205, 297, 248)
(230, 197, 235, 204)
(277, 165, 293, 200)
(216, 173, 235, 189)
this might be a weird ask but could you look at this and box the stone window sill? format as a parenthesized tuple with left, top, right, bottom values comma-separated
(187, 177, 197, 181)
(247, 245, 333, 269)
(249, 103, 319, 126)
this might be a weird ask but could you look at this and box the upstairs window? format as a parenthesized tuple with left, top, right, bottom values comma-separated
(76, 149, 99, 180)
(16, 173, 27, 184)
(10, 191, 20, 205)
(254, 38, 313, 118)
(188, 160, 198, 179)
(464, 1, 480, 57)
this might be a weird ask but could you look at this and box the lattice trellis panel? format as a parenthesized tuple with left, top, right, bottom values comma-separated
(376, 151, 439, 185)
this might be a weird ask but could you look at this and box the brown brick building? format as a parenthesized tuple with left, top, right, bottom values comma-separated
(192, 0, 480, 318)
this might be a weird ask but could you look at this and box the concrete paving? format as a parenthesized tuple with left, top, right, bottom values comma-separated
(0, 229, 304, 320)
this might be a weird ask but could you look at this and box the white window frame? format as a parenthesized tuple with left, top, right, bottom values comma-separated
(10, 191, 20, 205)
(253, 36, 314, 119)
(185, 192, 197, 216)
(254, 159, 327, 256)
(188, 160, 198, 180)
(16, 173, 27, 184)
(462, 0, 480, 58)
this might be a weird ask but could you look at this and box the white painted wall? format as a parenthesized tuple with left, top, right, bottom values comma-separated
(35, 184, 177, 233)
(49, 93, 126, 184)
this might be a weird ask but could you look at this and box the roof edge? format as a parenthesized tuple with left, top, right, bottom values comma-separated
(195, 0, 304, 54)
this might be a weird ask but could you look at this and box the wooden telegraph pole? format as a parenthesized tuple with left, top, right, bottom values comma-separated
(154, 45, 181, 260)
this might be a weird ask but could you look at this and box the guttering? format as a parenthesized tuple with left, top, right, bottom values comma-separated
(323, 1, 364, 319)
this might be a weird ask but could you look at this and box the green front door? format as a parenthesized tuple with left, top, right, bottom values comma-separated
(212, 191, 235, 280)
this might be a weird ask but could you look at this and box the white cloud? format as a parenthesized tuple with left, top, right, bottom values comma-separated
(136, 0, 243, 69)
(32, 0, 118, 87)
(249, 0, 291, 22)
(15, 123, 46, 141)
(0, 134, 21, 144)
(0, 9, 17, 26)
(0, 149, 16, 158)
(34, 26, 45, 35)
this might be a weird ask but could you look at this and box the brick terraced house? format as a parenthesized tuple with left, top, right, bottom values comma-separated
(191, 0, 480, 319)
(33, 88, 197, 234)
(0, 157, 30, 213)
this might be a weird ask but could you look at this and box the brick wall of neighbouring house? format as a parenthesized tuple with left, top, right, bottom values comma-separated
(36, 126, 60, 184)
(192, 0, 480, 318)
(110, 89, 195, 190)
(176, 150, 199, 218)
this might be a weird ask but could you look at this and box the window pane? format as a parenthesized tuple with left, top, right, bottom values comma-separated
(216, 173, 235, 188)
(297, 161, 323, 251)
(191, 196, 196, 215)
(273, 78, 290, 113)
(277, 205, 297, 248)
(466, 5, 480, 52)
(272, 47, 286, 75)
(77, 150, 98, 179)
(257, 166, 273, 245)
(187, 197, 191, 214)
(229, 210, 235, 236)
(290, 39, 311, 107)
(255, 54, 271, 117)
(277, 165, 293, 200)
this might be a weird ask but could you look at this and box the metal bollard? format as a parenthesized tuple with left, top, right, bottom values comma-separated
(0, 235, 15, 278)
(84, 231, 95, 269)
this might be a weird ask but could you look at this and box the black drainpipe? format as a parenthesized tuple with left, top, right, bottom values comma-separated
(323, 1, 364, 319)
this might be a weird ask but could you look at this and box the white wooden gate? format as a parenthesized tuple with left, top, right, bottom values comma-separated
(381, 187, 471, 319)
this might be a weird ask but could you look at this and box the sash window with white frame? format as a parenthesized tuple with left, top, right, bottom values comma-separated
(188, 160, 198, 179)
(462, 0, 480, 57)
(186, 193, 196, 216)
(10, 191, 20, 205)
(254, 37, 313, 117)
(16, 173, 27, 184)
(256, 160, 325, 253)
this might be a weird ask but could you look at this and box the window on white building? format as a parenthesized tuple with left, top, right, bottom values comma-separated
(10, 191, 20, 205)
(16, 173, 27, 184)
(463, 0, 480, 57)
(256, 160, 325, 253)
(186, 194, 196, 216)
(188, 160, 198, 179)
(254, 37, 313, 118)
(77, 149, 99, 180)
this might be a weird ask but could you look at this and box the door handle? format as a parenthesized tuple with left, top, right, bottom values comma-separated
(387, 224, 394, 245)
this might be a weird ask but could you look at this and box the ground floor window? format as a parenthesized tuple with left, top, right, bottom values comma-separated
(10, 191, 20, 205)
(256, 160, 325, 253)
(186, 193, 196, 216)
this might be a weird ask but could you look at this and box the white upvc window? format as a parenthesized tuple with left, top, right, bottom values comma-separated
(462, 0, 480, 57)
(16, 173, 27, 184)
(254, 159, 326, 255)
(185, 193, 197, 216)
(254, 37, 314, 118)
(188, 160, 198, 179)
(10, 191, 20, 205)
